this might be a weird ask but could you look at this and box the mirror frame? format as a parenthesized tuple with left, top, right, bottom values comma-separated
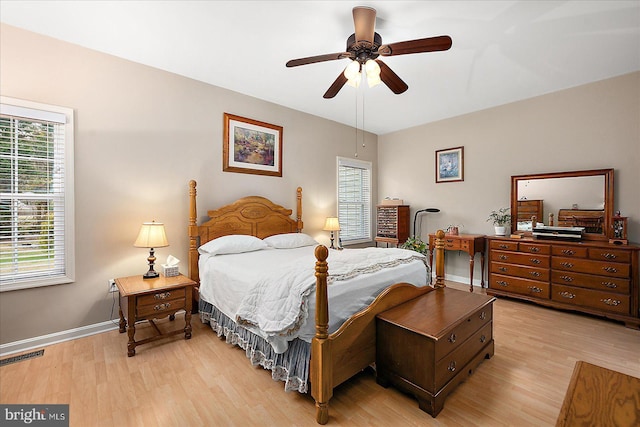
(510, 168, 614, 241)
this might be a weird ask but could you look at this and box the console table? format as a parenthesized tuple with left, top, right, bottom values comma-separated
(429, 233, 486, 292)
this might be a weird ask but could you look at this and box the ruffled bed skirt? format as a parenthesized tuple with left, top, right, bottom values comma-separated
(199, 299, 310, 393)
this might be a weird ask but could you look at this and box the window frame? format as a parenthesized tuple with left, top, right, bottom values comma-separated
(336, 156, 372, 246)
(0, 96, 75, 292)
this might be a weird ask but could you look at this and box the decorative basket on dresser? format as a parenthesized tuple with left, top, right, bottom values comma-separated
(487, 236, 640, 329)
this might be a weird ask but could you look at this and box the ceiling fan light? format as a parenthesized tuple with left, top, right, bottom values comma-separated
(364, 59, 380, 76)
(346, 73, 362, 88)
(367, 73, 382, 87)
(343, 60, 361, 81)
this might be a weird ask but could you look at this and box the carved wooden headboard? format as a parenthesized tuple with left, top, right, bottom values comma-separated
(188, 180, 303, 285)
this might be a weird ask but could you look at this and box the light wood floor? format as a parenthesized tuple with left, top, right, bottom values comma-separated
(1, 282, 639, 426)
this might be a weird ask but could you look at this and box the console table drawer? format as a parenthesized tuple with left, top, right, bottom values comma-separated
(492, 250, 549, 268)
(551, 271, 630, 294)
(552, 284, 630, 315)
(491, 274, 549, 298)
(553, 257, 630, 278)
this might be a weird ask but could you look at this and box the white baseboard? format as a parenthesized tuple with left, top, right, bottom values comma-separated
(433, 272, 484, 288)
(0, 320, 119, 357)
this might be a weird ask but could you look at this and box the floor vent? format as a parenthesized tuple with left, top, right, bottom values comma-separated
(0, 349, 45, 367)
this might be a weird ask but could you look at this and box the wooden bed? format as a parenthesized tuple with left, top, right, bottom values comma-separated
(187, 180, 446, 424)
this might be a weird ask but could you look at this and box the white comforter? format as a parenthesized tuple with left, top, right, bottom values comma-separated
(199, 246, 427, 353)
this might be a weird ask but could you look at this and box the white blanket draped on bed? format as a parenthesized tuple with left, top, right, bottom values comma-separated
(199, 246, 427, 353)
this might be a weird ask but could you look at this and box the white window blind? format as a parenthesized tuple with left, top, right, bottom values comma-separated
(0, 97, 75, 291)
(337, 157, 371, 244)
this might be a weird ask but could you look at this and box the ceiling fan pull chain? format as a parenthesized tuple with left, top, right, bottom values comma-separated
(354, 89, 359, 157)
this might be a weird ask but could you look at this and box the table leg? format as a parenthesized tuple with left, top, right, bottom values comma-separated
(185, 287, 193, 339)
(127, 296, 136, 357)
(118, 297, 126, 333)
(480, 251, 486, 288)
(469, 255, 475, 293)
(428, 249, 434, 285)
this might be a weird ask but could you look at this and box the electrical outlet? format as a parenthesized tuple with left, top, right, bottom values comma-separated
(108, 279, 117, 293)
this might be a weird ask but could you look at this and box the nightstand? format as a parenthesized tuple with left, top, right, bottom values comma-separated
(115, 273, 196, 357)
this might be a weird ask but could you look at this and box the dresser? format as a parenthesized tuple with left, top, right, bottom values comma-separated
(376, 287, 495, 417)
(487, 236, 640, 329)
(375, 205, 410, 246)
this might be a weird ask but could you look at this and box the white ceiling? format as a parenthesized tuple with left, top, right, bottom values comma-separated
(2, 1, 639, 135)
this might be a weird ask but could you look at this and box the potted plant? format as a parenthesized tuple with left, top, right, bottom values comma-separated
(487, 208, 511, 236)
(399, 236, 428, 255)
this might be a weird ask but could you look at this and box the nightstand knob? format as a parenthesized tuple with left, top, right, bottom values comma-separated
(154, 303, 171, 311)
(154, 292, 171, 300)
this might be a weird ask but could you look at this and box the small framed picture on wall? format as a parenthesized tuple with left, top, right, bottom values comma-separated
(435, 146, 464, 183)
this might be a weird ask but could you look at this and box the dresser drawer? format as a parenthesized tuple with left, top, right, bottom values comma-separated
(492, 261, 549, 282)
(491, 240, 518, 251)
(435, 322, 492, 390)
(551, 270, 630, 294)
(137, 297, 186, 318)
(552, 284, 630, 315)
(588, 248, 632, 263)
(492, 250, 549, 268)
(490, 274, 549, 298)
(518, 242, 551, 255)
(138, 288, 186, 306)
(551, 246, 588, 258)
(434, 304, 492, 361)
(552, 257, 630, 278)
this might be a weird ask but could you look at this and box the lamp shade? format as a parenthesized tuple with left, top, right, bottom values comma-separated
(134, 221, 169, 248)
(323, 217, 341, 232)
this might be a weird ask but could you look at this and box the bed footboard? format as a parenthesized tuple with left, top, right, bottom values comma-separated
(311, 230, 446, 424)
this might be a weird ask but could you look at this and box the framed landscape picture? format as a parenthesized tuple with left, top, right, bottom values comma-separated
(223, 113, 283, 177)
(435, 146, 464, 183)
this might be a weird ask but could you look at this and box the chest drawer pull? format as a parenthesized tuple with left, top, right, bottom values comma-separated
(529, 271, 541, 277)
(528, 286, 543, 293)
(560, 262, 573, 268)
(600, 298, 621, 306)
(602, 282, 617, 289)
(448, 333, 457, 343)
(601, 253, 617, 260)
(480, 335, 487, 343)
(559, 291, 575, 299)
(530, 258, 541, 264)
(479, 311, 487, 320)
(154, 292, 171, 300)
(447, 361, 457, 372)
(528, 247, 540, 253)
(498, 266, 508, 272)
(559, 275, 573, 282)
(561, 249, 575, 255)
(498, 244, 509, 249)
(499, 255, 508, 260)
(154, 303, 171, 311)
(602, 266, 618, 273)
(496, 280, 508, 287)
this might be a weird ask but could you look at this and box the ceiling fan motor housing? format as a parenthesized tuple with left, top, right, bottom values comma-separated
(347, 32, 382, 63)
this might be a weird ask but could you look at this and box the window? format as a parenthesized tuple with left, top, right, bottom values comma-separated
(0, 97, 75, 291)
(337, 157, 371, 245)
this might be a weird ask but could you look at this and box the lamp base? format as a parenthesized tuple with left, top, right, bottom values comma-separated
(142, 270, 159, 279)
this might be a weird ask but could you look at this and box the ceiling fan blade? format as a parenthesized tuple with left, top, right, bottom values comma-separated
(323, 73, 348, 99)
(353, 6, 376, 44)
(376, 60, 408, 94)
(378, 35, 452, 56)
(286, 52, 351, 68)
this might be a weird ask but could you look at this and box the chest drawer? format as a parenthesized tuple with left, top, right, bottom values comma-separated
(552, 284, 630, 315)
(490, 274, 549, 298)
(138, 288, 186, 306)
(551, 270, 630, 294)
(492, 250, 550, 268)
(552, 257, 630, 278)
(434, 304, 492, 361)
(492, 262, 549, 282)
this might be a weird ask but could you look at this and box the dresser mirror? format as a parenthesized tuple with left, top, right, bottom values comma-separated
(510, 169, 614, 241)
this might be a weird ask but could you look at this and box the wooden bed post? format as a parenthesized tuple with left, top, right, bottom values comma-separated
(311, 245, 331, 425)
(434, 229, 446, 288)
(296, 187, 303, 232)
(188, 180, 199, 285)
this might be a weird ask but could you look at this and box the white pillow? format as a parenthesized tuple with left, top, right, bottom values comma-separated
(264, 233, 318, 249)
(198, 235, 268, 256)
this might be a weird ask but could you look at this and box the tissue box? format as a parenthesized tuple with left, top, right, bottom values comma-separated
(162, 264, 179, 277)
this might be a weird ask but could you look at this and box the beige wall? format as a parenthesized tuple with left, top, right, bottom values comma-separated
(0, 24, 378, 344)
(379, 72, 640, 281)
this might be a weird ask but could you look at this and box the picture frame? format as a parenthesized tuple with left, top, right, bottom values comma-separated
(223, 113, 283, 177)
(435, 146, 464, 183)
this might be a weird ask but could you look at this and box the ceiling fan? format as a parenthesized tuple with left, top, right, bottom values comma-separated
(286, 6, 452, 99)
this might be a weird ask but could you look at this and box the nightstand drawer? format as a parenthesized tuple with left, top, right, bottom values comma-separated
(138, 288, 185, 306)
(137, 298, 186, 318)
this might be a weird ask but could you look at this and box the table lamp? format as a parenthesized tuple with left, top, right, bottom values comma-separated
(323, 217, 341, 249)
(134, 221, 169, 279)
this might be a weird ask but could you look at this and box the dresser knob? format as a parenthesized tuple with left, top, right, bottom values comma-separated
(447, 360, 457, 372)
(529, 271, 541, 277)
(528, 286, 542, 293)
(528, 247, 540, 253)
(498, 267, 508, 272)
(602, 282, 617, 289)
(602, 253, 617, 260)
(560, 262, 573, 268)
(499, 255, 508, 260)
(530, 258, 541, 264)
(603, 266, 618, 273)
(559, 291, 575, 299)
(600, 298, 621, 306)
(561, 249, 575, 255)
(560, 275, 573, 282)
(499, 244, 508, 249)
